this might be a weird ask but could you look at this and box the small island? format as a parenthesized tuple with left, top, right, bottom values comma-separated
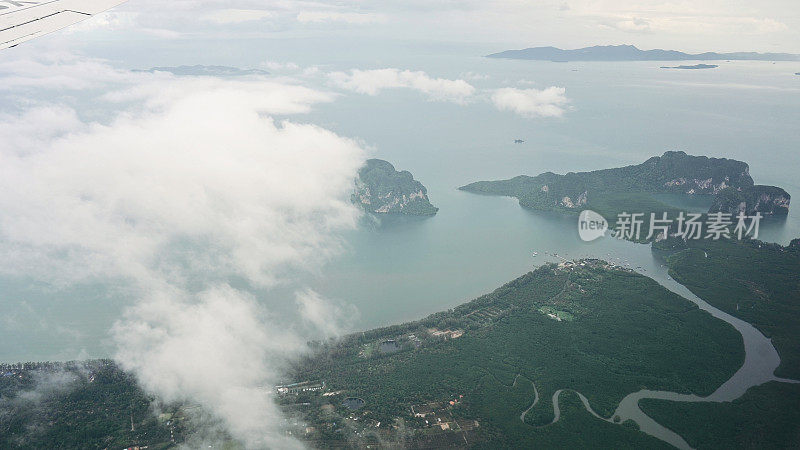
(353, 159, 438, 216)
(660, 64, 718, 70)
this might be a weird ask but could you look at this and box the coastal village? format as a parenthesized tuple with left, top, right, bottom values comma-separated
(272, 324, 475, 447)
(273, 374, 479, 448)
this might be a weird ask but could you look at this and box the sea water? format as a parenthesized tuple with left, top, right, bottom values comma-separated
(1, 38, 798, 361)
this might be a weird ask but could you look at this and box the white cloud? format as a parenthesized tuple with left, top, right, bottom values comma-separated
(103, 77, 336, 117)
(295, 288, 358, 338)
(202, 9, 275, 24)
(460, 71, 490, 81)
(605, 16, 652, 33)
(261, 60, 301, 72)
(491, 86, 569, 118)
(63, 10, 182, 38)
(595, 12, 787, 36)
(297, 11, 386, 24)
(113, 286, 306, 449)
(0, 55, 366, 446)
(37, 0, 797, 54)
(0, 53, 153, 90)
(62, 11, 137, 33)
(0, 106, 84, 156)
(328, 68, 475, 103)
(0, 80, 358, 287)
(139, 27, 184, 38)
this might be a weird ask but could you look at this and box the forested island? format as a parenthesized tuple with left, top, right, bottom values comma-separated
(486, 45, 800, 61)
(459, 151, 790, 240)
(353, 159, 439, 216)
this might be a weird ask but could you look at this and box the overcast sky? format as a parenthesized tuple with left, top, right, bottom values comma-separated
(62, 0, 800, 54)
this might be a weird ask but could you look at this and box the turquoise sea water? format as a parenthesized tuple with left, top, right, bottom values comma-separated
(1, 38, 798, 362)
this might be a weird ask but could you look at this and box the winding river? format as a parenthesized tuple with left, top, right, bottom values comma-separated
(607, 273, 799, 449)
(519, 259, 799, 449)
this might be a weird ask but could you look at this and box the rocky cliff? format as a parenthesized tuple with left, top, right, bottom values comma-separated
(353, 159, 438, 216)
(709, 185, 791, 216)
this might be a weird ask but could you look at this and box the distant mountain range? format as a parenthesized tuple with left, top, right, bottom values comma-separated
(135, 65, 269, 77)
(486, 45, 800, 61)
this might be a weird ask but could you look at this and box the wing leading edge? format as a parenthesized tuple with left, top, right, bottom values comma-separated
(0, 0, 128, 50)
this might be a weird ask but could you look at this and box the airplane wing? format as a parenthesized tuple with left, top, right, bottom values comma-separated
(0, 0, 128, 50)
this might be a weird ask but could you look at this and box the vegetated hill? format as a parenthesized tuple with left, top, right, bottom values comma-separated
(710, 185, 790, 216)
(486, 45, 800, 61)
(353, 159, 439, 216)
(0, 361, 176, 449)
(459, 151, 754, 213)
(290, 260, 741, 447)
(666, 237, 800, 379)
(459, 151, 790, 243)
(0, 260, 751, 448)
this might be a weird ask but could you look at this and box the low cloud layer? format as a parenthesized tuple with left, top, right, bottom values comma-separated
(297, 11, 386, 24)
(491, 86, 569, 118)
(0, 78, 359, 287)
(201, 9, 275, 24)
(328, 68, 475, 103)
(295, 289, 358, 338)
(114, 287, 306, 448)
(0, 55, 366, 447)
(0, 51, 567, 446)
